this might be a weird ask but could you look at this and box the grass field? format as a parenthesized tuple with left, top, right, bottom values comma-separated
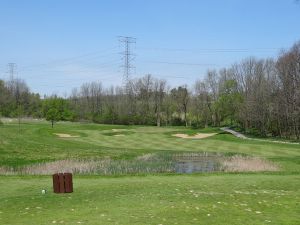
(0, 120, 300, 224)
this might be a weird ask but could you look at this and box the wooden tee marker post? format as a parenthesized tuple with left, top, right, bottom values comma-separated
(53, 173, 73, 193)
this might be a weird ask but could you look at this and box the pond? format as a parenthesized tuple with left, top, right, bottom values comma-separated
(175, 157, 221, 173)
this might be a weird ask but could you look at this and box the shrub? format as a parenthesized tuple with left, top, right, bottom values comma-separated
(171, 117, 185, 126)
(191, 121, 205, 129)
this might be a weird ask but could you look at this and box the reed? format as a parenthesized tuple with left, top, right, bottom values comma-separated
(221, 155, 279, 172)
(0, 153, 279, 175)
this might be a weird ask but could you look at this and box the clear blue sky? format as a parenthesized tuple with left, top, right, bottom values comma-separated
(0, 0, 300, 96)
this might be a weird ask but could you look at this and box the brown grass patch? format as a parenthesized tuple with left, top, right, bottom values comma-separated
(0, 159, 109, 175)
(172, 133, 217, 139)
(136, 153, 156, 161)
(221, 156, 279, 172)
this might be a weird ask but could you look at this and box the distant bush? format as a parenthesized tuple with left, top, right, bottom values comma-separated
(171, 117, 185, 126)
(191, 121, 205, 129)
(245, 127, 262, 137)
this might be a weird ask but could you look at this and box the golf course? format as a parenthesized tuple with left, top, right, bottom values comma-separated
(1, 1, 300, 224)
(0, 120, 299, 224)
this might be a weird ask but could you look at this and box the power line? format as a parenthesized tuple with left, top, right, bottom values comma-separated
(19, 47, 118, 71)
(137, 47, 283, 53)
(12, 45, 282, 74)
(22, 59, 121, 74)
(140, 60, 217, 66)
(21, 63, 121, 81)
(37, 74, 121, 85)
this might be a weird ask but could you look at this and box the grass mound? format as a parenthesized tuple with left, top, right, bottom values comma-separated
(102, 130, 135, 136)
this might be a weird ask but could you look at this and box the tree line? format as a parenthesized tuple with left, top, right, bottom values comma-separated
(0, 41, 299, 139)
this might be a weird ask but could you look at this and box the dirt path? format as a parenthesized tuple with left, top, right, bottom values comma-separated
(221, 127, 299, 145)
(221, 127, 248, 139)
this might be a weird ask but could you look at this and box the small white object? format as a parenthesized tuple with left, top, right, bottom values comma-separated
(42, 189, 46, 194)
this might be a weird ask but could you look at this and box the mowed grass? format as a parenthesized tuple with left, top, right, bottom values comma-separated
(0, 121, 300, 224)
(0, 121, 299, 171)
(0, 174, 299, 225)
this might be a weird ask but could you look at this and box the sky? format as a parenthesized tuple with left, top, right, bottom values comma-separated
(0, 0, 300, 96)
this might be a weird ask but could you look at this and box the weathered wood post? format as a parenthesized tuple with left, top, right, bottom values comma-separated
(52, 173, 60, 193)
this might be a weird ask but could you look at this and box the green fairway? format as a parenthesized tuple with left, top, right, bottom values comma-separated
(0, 121, 299, 171)
(0, 121, 300, 224)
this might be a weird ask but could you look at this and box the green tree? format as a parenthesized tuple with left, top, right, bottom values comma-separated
(216, 79, 243, 125)
(46, 108, 60, 128)
(43, 96, 74, 127)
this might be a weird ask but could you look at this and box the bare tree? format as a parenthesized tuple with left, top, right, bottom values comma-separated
(154, 79, 166, 127)
(171, 85, 190, 127)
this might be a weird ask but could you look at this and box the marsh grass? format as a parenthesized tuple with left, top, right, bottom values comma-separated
(221, 155, 279, 172)
(0, 153, 174, 175)
(0, 152, 279, 175)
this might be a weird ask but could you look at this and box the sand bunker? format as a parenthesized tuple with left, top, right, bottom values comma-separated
(54, 133, 79, 138)
(112, 129, 128, 132)
(173, 133, 217, 139)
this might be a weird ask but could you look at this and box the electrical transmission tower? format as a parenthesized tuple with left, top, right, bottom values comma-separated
(7, 63, 21, 132)
(8, 63, 17, 80)
(7, 63, 17, 93)
(118, 36, 136, 87)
